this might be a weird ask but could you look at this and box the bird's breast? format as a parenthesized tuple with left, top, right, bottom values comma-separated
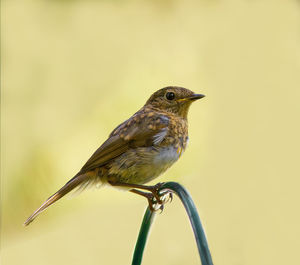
(108, 145, 185, 185)
(153, 146, 183, 166)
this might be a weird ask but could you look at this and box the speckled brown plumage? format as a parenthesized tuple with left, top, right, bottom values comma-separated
(24, 86, 205, 225)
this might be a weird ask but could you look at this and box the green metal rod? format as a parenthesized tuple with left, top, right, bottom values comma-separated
(161, 182, 213, 265)
(131, 208, 155, 265)
(131, 181, 213, 265)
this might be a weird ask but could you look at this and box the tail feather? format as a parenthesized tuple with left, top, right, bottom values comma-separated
(24, 174, 92, 226)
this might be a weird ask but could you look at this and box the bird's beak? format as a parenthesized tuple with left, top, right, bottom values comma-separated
(178, 93, 205, 102)
(188, 93, 205, 101)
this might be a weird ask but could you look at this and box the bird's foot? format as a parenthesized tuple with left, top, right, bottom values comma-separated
(158, 189, 173, 204)
(125, 182, 173, 212)
(148, 182, 165, 204)
(147, 186, 173, 213)
(149, 182, 173, 204)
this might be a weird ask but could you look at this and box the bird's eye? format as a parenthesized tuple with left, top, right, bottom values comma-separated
(166, 92, 175, 100)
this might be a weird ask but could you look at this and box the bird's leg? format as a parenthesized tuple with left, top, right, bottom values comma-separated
(130, 189, 163, 212)
(108, 181, 167, 204)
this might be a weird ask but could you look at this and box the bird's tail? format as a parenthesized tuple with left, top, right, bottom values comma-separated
(24, 173, 98, 226)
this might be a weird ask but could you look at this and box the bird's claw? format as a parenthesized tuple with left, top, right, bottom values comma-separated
(147, 186, 173, 213)
(158, 189, 173, 204)
(158, 204, 164, 213)
(151, 182, 165, 204)
(147, 197, 161, 212)
(147, 200, 164, 213)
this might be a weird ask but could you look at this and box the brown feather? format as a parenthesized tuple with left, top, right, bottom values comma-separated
(78, 111, 169, 174)
(24, 173, 92, 226)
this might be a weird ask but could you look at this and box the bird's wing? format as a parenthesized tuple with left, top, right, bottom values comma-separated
(78, 112, 169, 174)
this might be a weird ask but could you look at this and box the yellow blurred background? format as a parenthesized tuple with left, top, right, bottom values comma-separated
(2, 0, 300, 264)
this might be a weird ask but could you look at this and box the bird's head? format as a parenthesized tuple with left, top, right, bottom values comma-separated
(145, 86, 205, 119)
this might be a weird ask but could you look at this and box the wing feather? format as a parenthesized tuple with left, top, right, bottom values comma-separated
(78, 112, 169, 174)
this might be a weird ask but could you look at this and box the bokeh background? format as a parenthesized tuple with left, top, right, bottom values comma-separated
(2, 0, 300, 264)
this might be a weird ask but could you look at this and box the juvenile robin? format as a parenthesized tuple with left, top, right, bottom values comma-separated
(24, 86, 205, 226)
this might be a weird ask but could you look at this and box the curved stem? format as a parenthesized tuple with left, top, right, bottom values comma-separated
(131, 208, 155, 265)
(131, 181, 213, 265)
(160, 182, 213, 265)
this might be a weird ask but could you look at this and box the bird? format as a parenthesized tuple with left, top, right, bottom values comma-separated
(24, 86, 205, 226)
